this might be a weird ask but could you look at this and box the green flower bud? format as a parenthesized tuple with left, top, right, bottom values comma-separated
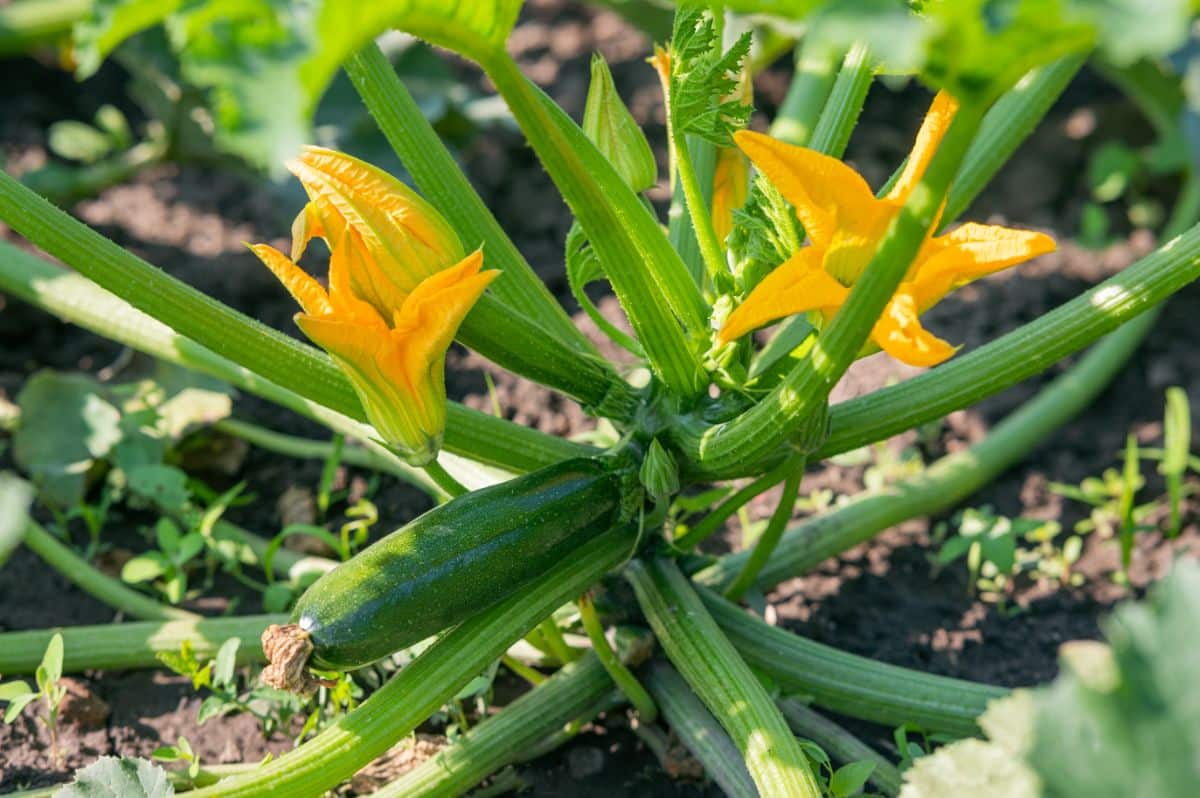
(583, 54, 658, 193)
(639, 438, 680, 502)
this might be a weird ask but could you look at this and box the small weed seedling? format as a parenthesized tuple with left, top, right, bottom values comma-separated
(153, 735, 201, 784)
(0, 633, 67, 765)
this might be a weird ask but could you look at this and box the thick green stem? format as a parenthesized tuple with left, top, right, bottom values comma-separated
(627, 557, 822, 798)
(482, 52, 707, 398)
(777, 699, 902, 797)
(23, 520, 197, 622)
(577, 594, 657, 722)
(769, 42, 842, 146)
(699, 305, 1160, 592)
(806, 43, 872, 158)
(421, 458, 468, 499)
(375, 654, 613, 797)
(674, 104, 986, 477)
(701, 588, 1005, 736)
(344, 43, 596, 358)
(944, 54, 1085, 222)
(672, 454, 800, 551)
(187, 524, 637, 798)
(643, 660, 758, 798)
(671, 110, 728, 291)
(0, 0, 88, 55)
(0, 243, 589, 474)
(0, 615, 284, 674)
(724, 465, 801, 600)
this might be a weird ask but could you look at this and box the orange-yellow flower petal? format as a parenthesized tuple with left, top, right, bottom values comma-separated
(914, 223, 1057, 306)
(248, 243, 333, 317)
(712, 147, 749, 246)
(718, 248, 847, 343)
(870, 288, 958, 367)
(286, 147, 464, 311)
(290, 202, 325, 262)
(733, 129, 877, 249)
(391, 249, 500, 377)
(885, 91, 959, 203)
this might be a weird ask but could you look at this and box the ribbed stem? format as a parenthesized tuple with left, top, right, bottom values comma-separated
(483, 52, 707, 398)
(0, 243, 590, 474)
(376, 654, 612, 797)
(672, 454, 800, 551)
(701, 587, 1005, 736)
(344, 42, 595, 356)
(0, 615, 283, 674)
(777, 699, 902, 797)
(670, 107, 728, 291)
(23, 521, 197, 622)
(0, 0, 88, 54)
(807, 43, 873, 158)
(944, 54, 1085, 222)
(187, 524, 637, 797)
(627, 558, 822, 798)
(644, 660, 758, 798)
(577, 594, 657, 722)
(769, 42, 842, 146)
(699, 305, 1159, 592)
(724, 465, 801, 600)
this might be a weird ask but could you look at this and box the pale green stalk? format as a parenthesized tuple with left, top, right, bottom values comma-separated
(627, 557, 822, 798)
(770, 42, 842, 146)
(807, 43, 872, 158)
(482, 52, 708, 398)
(644, 660, 758, 798)
(0, 615, 284, 674)
(702, 587, 1005, 736)
(577, 594, 657, 722)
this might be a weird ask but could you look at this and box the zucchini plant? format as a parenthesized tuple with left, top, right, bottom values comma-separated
(0, 1, 1197, 796)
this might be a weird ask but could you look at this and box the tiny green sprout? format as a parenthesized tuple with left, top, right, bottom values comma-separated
(797, 737, 883, 798)
(1, 632, 66, 764)
(339, 497, 378, 556)
(121, 517, 206, 603)
(153, 734, 201, 781)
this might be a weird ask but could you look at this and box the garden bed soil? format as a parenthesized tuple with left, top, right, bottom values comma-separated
(2, 1, 1199, 795)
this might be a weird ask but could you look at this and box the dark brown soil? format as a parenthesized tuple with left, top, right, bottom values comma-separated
(2, 1, 1199, 795)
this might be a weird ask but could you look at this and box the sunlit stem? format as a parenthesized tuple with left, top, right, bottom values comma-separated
(577, 593, 657, 722)
(724, 464, 803, 601)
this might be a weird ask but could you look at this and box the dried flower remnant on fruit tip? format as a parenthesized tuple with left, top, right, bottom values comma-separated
(719, 91, 1056, 367)
(261, 623, 334, 696)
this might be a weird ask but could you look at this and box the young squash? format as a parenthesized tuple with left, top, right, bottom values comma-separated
(285, 456, 635, 671)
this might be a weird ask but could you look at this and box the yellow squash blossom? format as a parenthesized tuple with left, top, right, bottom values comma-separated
(719, 92, 1056, 367)
(251, 149, 498, 465)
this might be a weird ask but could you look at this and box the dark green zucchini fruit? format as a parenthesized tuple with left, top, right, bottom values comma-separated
(292, 456, 629, 670)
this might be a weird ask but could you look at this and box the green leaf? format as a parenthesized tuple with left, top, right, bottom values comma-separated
(830, 760, 876, 797)
(212, 637, 240, 688)
(1161, 386, 1190, 535)
(13, 371, 122, 507)
(666, 7, 753, 147)
(48, 121, 116, 165)
(0, 680, 33, 702)
(39, 633, 64, 688)
(195, 694, 230, 725)
(74, 0, 185, 78)
(1067, 0, 1189, 66)
(4, 692, 39, 724)
(121, 553, 169, 584)
(1028, 560, 1200, 797)
(0, 473, 34, 567)
(127, 465, 190, 512)
(54, 755, 175, 797)
(73, 0, 523, 169)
